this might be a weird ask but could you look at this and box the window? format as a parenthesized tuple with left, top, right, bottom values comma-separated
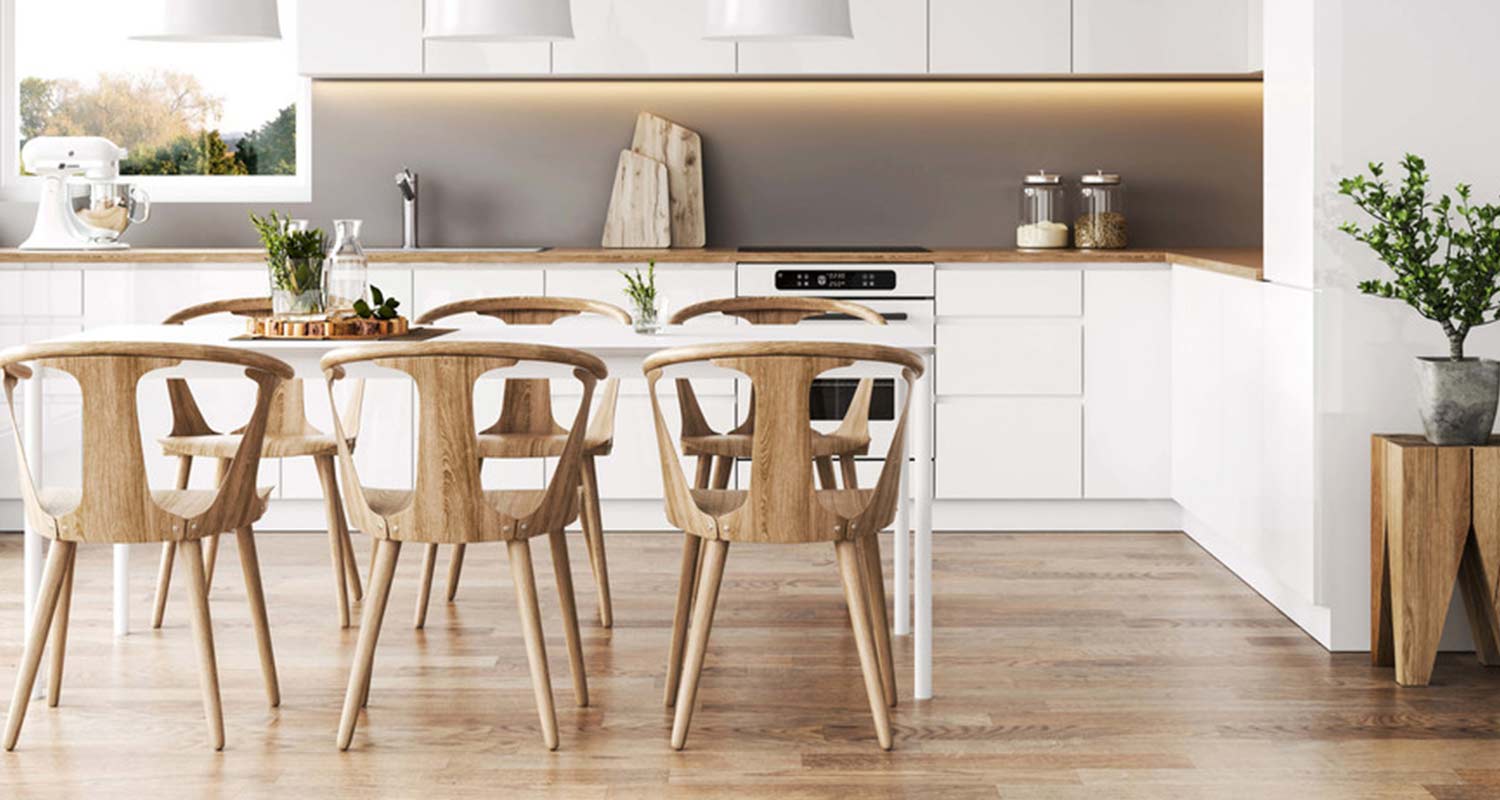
(2, 0, 309, 202)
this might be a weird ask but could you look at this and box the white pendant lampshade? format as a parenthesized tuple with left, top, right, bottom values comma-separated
(130, 0, 282, 42)
(705, 0, 853, 41)
(425, 0, 575, 41)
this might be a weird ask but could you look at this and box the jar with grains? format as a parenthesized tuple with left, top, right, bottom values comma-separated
(1017, 170, 1069, 249)
(1075, 171, 1127, 249)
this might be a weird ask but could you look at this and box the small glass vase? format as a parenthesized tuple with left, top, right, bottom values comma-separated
(324, 219, 369, 313)
(633, 300, 661, 334)
(270, 255, 325, 320)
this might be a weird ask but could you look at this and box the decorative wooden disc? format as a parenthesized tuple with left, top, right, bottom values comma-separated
(246, 315, 410, 340)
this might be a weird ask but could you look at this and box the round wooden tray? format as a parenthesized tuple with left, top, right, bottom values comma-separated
(246, 315, 410, 340)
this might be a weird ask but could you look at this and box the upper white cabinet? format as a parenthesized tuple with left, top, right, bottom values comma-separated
(929, 0, 1071, 74)
(735, 0, 928, 75)
(552, 0, 735, 75)
(424, 42, 552, 76)
(1072, 0, 1260, 74)
(298, 0, 423, 76)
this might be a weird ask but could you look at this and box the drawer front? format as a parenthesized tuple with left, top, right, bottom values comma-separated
(936, 397, 1082, 499)
(936, 319, 1082, 395)
(936, 269, 1082, 317)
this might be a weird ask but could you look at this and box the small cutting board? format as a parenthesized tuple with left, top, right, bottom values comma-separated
(602, 149, 671, 248)
(630, 112, 706, 248)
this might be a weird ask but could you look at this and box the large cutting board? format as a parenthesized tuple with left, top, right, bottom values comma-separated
(601, 149, 671, 249)
(630, 112, 706, 248)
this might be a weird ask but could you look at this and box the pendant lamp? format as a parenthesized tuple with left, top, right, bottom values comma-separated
(705, 0, 853, 41)
(425, 0, 575, 41)
(131, 0, 282, 42)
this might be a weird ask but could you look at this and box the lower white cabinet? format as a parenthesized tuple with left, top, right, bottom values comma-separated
(411, 267, 545, 319)
(936, 396, 1082, 498)
(936, 318, 1082, 395)
(1083, 269, 1171, 498)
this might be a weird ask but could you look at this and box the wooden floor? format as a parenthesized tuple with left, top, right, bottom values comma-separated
(2, 531, 1500, 799)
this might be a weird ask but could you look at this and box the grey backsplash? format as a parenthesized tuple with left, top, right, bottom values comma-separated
(0, 80, 1262, 249)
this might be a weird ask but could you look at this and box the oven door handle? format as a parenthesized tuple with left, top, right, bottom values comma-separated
(807, 312, 909, 322)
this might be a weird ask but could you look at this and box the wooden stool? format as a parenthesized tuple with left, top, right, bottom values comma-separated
(1, 341, 292, 751)
(414, 297, 628, 628)
(645, 341, 923, 751)
(323, 340, 604, 751)
(151, 298, 367, 630)
(1371, 434, 1500, 686)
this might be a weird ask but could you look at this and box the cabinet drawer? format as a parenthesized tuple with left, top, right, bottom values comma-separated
(936, 397, 1082, 499)
(936, 319, 1082, 395)
(937, 269, 1082, 317)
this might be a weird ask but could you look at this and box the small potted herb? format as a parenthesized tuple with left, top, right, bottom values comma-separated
(621, 261, 661, 334)
(1341, 155, 1500, 444)
(252, 210, 329, 320)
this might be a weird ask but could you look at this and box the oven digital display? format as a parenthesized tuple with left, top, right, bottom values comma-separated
(775, 270, 898, 291)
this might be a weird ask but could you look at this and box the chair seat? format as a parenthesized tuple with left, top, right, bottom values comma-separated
(476, 432, 613, 460)
(361, 486, 554, 523)
(682, 430, 870, 460)
(688, 487, 876, 520)
(37, 486, 275, 531)
(160, 432, 352, 460)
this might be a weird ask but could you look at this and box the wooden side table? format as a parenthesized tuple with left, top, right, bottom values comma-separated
(1371, 434, 1500, 685)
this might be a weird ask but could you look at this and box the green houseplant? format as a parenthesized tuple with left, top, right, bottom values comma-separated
(621, 261, 661, 334)
(1340, 154, 1500, 444)
(252, 210, 329, 319)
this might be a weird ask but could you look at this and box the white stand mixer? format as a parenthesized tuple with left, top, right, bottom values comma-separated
(19, 136, 150, 251)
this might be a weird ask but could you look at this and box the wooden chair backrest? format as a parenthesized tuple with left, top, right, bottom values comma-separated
(644, 342, 923, 544)
(321, 342, 608, 544)
(670, 296, 887, 326)
(0, 342, 292, 543)
(416, 296, 629, 440)
(162, 297, 365, 443)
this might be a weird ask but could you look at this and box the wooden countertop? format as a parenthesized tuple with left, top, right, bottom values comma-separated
(0, 246, 1264, 280)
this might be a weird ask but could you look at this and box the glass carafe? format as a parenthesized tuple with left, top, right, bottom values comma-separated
(324, 219, 369, 312)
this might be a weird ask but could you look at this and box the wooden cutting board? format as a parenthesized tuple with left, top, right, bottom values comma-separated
(602, 149, 671, 248)
(630, 112, 706, 248)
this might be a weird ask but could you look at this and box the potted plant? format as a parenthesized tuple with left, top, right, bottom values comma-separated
(1341, 154, 1500, 445)
(621, 261, 661, 334)
(252, 210, 329, 319)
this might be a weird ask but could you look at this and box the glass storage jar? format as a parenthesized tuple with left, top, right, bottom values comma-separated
(1017, 170, 1068, 249)
(1075, 171, 1127, 249)
(324, 219, 369, 312)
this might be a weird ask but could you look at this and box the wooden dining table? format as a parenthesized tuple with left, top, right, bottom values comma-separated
(15, 320, 939, 700)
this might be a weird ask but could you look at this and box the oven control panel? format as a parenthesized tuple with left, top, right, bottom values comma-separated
(774, 269, 898, 291)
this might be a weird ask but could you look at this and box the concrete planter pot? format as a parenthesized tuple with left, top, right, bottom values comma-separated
(1416, 357, 1500, 445)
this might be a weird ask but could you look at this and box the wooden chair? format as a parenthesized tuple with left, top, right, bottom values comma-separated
(663, 296, 887, 704)
(322, 341, 606, 751)
(644, 341, 922, 751)
(150, 298, 367, 629)
(1, 342, 293, 751)
(413, 297, 628, 628)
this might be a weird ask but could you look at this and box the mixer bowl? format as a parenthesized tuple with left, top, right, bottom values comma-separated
(67, 180, 150, 243)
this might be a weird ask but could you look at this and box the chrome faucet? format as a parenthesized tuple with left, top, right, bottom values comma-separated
(395, 167, 418, 249)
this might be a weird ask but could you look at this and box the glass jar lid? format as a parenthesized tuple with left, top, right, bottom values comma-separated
(1081, 170, 1121, 185)
(1024, 170, 1062, 185)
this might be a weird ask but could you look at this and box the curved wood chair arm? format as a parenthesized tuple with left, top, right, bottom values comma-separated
(1, 361, 33, 380)
(323, 341, 608, 383)
(2, 371, 53, 538)
(162, 297, 273, 325)
(585, 378, 621, 446)
(417, 296, 633, 326)
(669, 296, 887, 326)
(0, 341, 295, 382)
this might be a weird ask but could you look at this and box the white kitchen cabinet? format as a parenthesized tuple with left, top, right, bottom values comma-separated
(1072, 0, 1259, 74)
(552, 0, 735, 75)
(424, 42, 552, 76)
(411, 267, 546, 318)
(0, 267, 86, 506)
(1083, 269, 1171, 498)
(736, 0, 927, 75)
(936, 318, 1082, 396)
(936, 268, 1081, 317)
(929, 0, 1071, 74)
(937, 397, 1082, 498)
(298, 0, 423, 76)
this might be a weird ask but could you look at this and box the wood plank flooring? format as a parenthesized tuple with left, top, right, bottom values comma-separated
(2, 531, 1499, 798)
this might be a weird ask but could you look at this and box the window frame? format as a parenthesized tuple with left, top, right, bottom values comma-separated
(0, 0, 312, 203)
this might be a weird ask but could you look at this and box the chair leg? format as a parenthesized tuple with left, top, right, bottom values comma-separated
(711, 456, 734, 490)
(664, 535, 702, 707)
(179, 538, 225, 751)
(202, 534, 221, 590)
(315, 455, 352, 629)
(815, 457, 838, 491)
(152, 455, 195, 628)
(694, 455, 713, 489)
(339, 538, 401, 750)
(508, 539, 560, 751)
(840, 454, 860, 490)
(415, 543, 439, 629)
(5, 540, 73, 751)
(580, 456, 613, 628)
(547, 529, 589, 707)
(857, 534, 897, 708)
(835, 540, 894, 750)
(46, 546, 77, 708)
(445, 544, 467, 602)
(342, 529, 364, 603)
(671, 539, 729, 751)
(235, 527, 280, 708)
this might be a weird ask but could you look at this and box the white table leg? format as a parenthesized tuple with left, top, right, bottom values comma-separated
(23, 371, 45, 698)
(893, 377, 911, 636)
(113, 544, 129, 636)
(912, 355, 934, 701)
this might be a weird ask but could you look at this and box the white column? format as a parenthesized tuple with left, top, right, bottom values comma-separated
(911, 353, 934, 700)
(23, 371, 45, 698)
(893, 374, 911, 636)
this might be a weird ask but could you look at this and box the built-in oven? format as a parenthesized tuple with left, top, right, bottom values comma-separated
(736, 263, 935, 469)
